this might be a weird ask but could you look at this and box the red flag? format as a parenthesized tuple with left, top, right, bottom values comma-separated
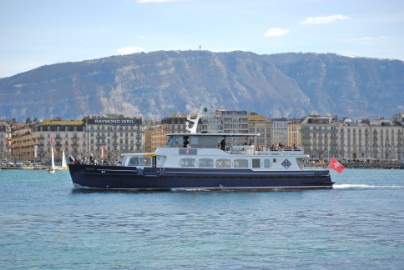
(328, 158, 345, 173)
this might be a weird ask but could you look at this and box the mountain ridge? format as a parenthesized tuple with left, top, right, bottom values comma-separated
(1, 50, 403, 121)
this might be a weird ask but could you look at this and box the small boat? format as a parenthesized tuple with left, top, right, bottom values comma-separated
(68, 107, 333, 191)
(56, 151, 68, 171)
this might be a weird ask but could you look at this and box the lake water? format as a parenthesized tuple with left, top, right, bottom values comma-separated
(0, 168, 403, 269)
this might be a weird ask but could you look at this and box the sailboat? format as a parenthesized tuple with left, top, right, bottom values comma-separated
(56, 151, 68, 171)
(48, 146, 56, 173)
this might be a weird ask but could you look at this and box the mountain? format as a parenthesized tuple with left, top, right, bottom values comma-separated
(1, 51, 403, 121)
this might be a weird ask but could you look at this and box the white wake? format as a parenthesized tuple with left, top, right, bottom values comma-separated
(334, 184, 404, 189)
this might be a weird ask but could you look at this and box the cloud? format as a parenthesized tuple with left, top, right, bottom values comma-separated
(116, 46, 145, 55)
(264, 27, 290, 37)
(137, 0, 186, 3)
(360, 36, 387, 41)
(301, 14, 349, 25)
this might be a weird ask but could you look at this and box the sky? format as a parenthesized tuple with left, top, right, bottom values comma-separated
(1, 0, 404, 78)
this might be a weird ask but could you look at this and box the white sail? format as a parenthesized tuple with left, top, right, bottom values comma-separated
(51, 147, 55, 169)
(49, 146, 55, 173)
(61, 151, 68, 169)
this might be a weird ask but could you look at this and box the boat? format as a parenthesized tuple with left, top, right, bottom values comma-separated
(56, 151, 68, 171)
(68, 107, 333, 191)
(48, 146, 56, 173)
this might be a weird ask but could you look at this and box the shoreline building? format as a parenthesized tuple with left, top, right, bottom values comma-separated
(144, 112, 211, 153)
(214, 109, 249, 145)
(272, 118, 290, 147)
(32, 120, 86, 164)
(200, 114, 223, 133)
(0, 121, 11, 162)
(5, 110, 404, 164)
(340, 118, 403, 162)
(248, 114, 272, 150)
(9, 123, 33, 163)
(144, 114, 189, 152)
(8, 115, 143, 165)
(288, 115, 339, 161)
(84, 115, 143, 161)
(288, 118, 303, 149)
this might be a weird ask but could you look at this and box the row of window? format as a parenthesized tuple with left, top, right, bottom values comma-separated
(91, 139, 135, 144)
(89, 125, 141, 131)
(40, 133, 82, 139)
(302, 126, 337, 131)
(223, 118, 248, 123)
(179, 158, 272, 169)
(90, 146, 136, 152)
(90, 132, 141, 137)
(39, 126, 82, 132)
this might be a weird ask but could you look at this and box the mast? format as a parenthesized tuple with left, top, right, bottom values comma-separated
(185, 106, 208, 134)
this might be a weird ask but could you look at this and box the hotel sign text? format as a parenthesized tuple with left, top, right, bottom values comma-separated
(87, 118, 142, 125)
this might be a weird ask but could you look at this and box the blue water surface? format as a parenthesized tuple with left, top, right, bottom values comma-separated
(0, 169, 403, 269)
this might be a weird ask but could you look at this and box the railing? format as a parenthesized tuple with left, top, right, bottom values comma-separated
(256, 150, 305, 156)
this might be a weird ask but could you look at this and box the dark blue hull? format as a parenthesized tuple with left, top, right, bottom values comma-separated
(68, 164, 333, 191)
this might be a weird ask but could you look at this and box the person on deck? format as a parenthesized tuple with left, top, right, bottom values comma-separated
(220, 138, 226, 151)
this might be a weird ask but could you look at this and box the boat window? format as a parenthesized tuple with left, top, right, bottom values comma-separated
(141, 157, 152, 166)
(181, 158, 196, 167)
(179, 149, 197, 155)
(167, 136, 182, 147)
(199, 158, 214, 168)
(234, 159, 248, 168)
(128, 157, 139, 166)
(167, 137, 175, 146)
(252, 159, 260, 168)
(190, 136, 199, 145)
(216, 158, 231, 168)
(264, 159, 271, 168)
(273, 158, 277, 163)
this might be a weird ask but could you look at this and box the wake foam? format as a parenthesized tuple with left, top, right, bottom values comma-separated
(334, 184, 404, 189)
